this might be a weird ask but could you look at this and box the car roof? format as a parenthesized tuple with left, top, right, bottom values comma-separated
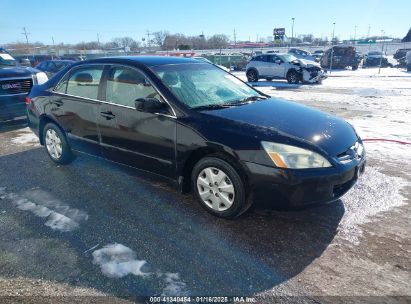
(83, 56, 201, 67)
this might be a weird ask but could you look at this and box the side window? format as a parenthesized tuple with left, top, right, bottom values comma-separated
(106, 66, 161, 107)
(65, 66, 103, 99)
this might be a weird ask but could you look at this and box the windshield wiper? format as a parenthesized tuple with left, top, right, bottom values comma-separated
(231, 95, 268, 105)
(193, 104, 233, 111)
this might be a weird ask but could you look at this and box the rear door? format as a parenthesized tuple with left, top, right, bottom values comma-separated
(98, 65, 177, 178)
(52, 64, 105, 155)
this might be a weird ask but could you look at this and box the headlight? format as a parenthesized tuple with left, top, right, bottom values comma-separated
(34, 72, 48, 85)
(261, 141, 332, 169)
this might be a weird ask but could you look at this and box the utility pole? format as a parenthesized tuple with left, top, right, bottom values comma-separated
(233, 28, 237, 49)
(353, 25, 357, 43)
(21, 27, 31, 55)
(329, 22, 336, 74)
(379, 30, 385, 74)
(146, 30, 152, 52)
(97, 33, 101, 48)
(52, 36, 55, 59)
(291, 17, 295, 48)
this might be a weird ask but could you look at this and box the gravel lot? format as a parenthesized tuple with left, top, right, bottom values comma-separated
(0, 67, 410, 303)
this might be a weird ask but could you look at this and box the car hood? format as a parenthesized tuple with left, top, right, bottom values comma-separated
(0, 66, 38, 78)
(295, 58, 321, 68)
(201, 98, 358, 156)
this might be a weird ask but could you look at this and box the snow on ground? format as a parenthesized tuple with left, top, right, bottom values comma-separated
(10, 127, 40, 146)
(92, 243, 149, 278)
(0, 187, 88, 232)
(92, 243, 189, 296)
(338, 167, 408, 245)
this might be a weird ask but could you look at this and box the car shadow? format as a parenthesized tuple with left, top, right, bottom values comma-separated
(0, 119, 28, 133)
(0, 148, 344, 297)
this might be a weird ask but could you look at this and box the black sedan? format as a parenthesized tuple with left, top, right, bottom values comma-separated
(26, 56, 366, 218)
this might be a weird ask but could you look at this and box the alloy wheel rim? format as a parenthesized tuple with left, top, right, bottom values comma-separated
(249, 71, 256, 81)
(196, 167, 235, 212)
(45, 129, 62, 159)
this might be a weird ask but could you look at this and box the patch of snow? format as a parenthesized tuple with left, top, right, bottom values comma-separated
(161, 273, 189, 296)
(92, 243, 149, 279)
(338, 167, 408, 245)
(92, 243, 189, 295)
(11, 128, 40, 146)
(0, 187, 87, 232)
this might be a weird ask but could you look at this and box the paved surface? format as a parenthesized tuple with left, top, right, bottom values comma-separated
(0, 68, 410, 303)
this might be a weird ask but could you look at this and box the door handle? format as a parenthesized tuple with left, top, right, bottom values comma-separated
(100, 111, 115, 120)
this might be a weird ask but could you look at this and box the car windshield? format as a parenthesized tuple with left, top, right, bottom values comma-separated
(194, 57, 213, 64)
(153, 63, 262, 109)
(0, 52, 17, 67)
(278, 54, 298, 62)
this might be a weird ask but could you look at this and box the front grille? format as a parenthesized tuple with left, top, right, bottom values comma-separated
(0, 78, 33, 95)
(337, 141, 364, 164)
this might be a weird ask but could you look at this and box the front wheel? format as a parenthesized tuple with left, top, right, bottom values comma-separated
(43, 123, 75, 165)
(191, 157, 251, 218)
(286, 70, 300, 84)
(352, 65, 359, 71)
(246, 69, 258, 82)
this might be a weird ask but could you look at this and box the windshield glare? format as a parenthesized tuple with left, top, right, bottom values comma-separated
(0, 52, 17, 67)
(153, 63, 260, 109)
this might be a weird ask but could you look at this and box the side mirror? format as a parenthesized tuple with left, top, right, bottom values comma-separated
(135, 98, 166, 113)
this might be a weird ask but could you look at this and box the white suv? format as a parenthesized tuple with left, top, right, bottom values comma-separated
(246, 53, 327, 84)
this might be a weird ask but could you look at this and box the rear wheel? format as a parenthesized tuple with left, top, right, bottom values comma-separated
(246, 69, 258, 82)
(265, 78, 273, 81)
(191, 157, 250, 218)
(352, 65, 359, 71)
(43, 122, 75, 165)
(286, 70, 300, 84)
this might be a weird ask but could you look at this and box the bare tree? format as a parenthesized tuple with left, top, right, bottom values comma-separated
(113, 37, 138, 51)
(153, 31, 169, 50)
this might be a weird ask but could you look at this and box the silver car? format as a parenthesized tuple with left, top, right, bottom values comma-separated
(246, 53, 327, 84)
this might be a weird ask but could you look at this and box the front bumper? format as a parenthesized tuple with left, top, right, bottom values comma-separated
(302, 69, 328, 83)
(244, 157, 366, 207)
(0, 93, 28, 123)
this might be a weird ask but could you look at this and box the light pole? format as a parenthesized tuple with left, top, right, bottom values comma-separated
(291, 17, 295, 48)
(353, 25, 357, 44)
(379, 30, 385, 74)
(329, 22, 336, 73)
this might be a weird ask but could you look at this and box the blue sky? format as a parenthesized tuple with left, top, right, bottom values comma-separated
(0, 0, 409, 45)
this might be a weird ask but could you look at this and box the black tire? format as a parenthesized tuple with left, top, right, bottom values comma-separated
(191, 156, 251, 219)
(246, 69, 258, 82)
(265, 78, 273, 81)
(352, 65, 359, 71)
(42, 122, 75, 165)
(286, 70, 300, 84)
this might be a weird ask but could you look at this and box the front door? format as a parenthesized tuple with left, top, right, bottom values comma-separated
(98, 65, 176, 178)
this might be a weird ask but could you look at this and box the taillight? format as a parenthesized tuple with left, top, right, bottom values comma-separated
(25, 97, 31, 105)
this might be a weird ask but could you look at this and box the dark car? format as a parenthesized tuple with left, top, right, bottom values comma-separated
(320, 46, 362, 70)
(393, 48, 411, 67)
(26, 56, 366, 218)
(0, 48, 48, 125)
(312, 50, 324, 62)
(35, 60, 75, 78)
(363, 51, 392, 68)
